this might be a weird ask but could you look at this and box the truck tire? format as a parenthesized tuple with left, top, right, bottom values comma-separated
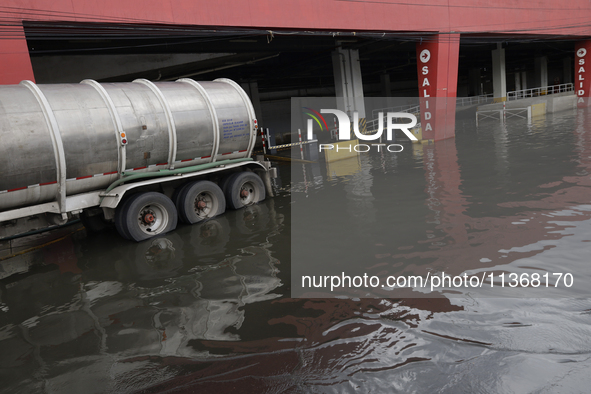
(219, 169, 250, 195)
(171, 184, 188, 210)
(114, 196, 135, 240)
(224, 171, 266, 210)
(178, 180, 225, 224)
(115, 192, 178, 242)
(219, 173, 233, 196)
(171, 182, 192, 220)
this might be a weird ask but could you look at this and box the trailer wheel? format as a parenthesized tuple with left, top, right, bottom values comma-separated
(224, 172, 266, 210)
(172, 184, 187, 210)
(219, 173, 233, 196)
(178, 181, 225, 224)
(172, 182, 192, 220)
(114, 197, 135, 240)
(115, 192, 178, 242)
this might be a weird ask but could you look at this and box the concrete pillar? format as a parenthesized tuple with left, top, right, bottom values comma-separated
(416, 33, 460, 141)
(380, 73, 392, 97)
(575, 41, 591, 107)
(563, 57, 572, 84)
(492, 43, 506, 102)
(240, 81, 263, 124)
(0, 23, 35, 84)
(468, 68, 481, 96)
(521, 71, 527, 90)
(515, 72, 521, 91)
(332, 48, 365, 118)
(535, 56, 548, 89)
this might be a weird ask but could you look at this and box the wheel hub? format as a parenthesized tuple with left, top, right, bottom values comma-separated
(142, 212, 155, 225)
(240, 189, 250, 198)
(196, 200, 207, 210)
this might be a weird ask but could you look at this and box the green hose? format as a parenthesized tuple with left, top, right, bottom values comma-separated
(104, 158, 253, 194)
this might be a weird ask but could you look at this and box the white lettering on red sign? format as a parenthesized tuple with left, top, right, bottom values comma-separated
(577, 47, 587, 104)
(420, 49, 432, 131)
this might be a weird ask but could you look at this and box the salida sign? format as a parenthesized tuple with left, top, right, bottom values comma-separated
(576, 42, 591, 108)
(414, 35, 460, 141)
(418, 48, 436, 134)
(305, 109, 418, 153)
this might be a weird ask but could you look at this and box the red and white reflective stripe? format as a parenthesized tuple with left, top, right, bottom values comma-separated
(125, 163, 168, 171)
(3, 186, 27, 193)
(142, 163, 169, 169)
(3, 169, 118, 192)
(1, 180, 58, 194)
(220, 149, 247, 156)
(261, 128, 267, 154)
(66, 170, 119, 182)
(170, 154, 215, 164)
(121, 150, 247, 171)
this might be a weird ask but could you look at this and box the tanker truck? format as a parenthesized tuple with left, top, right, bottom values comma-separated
(0, 78, 276, 242)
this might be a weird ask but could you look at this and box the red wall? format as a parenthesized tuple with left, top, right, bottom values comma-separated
(1, 1, 591, 83)
(1, 24, 34, 84)
(3, 0, 591, 34)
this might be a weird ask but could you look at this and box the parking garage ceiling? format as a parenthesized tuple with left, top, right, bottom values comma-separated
(24, 22, 578, 94)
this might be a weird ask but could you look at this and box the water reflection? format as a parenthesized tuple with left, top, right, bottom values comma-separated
(2, 108, 591, 392)
(293, 107, 591, 299)
(0, 199, 289, 392)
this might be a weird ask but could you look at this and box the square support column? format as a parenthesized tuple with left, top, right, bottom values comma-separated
(575, 41, 591, 107)
(535, 56, 548, 91)
(515, 72, 521, 91)
(468, 68, 481, 96)
(492, 44, 506, 102)
(416, 33, 460, 141)
(0, 23, 35, 84)
(332, 48, 365, 119)
(380, 73, 392, 97)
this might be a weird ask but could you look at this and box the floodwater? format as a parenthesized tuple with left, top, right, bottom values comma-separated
(2, 107, 591, 393)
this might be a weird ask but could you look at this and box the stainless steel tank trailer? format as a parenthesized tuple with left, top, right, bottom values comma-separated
(0, 78, 276, 242)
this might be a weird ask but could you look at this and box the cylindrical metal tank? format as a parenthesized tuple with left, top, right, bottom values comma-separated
(0, 78, 257, 211)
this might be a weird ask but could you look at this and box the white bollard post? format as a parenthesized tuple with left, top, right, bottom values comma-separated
(298, 129, 304, 160)
(260, 127, 267, 155)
